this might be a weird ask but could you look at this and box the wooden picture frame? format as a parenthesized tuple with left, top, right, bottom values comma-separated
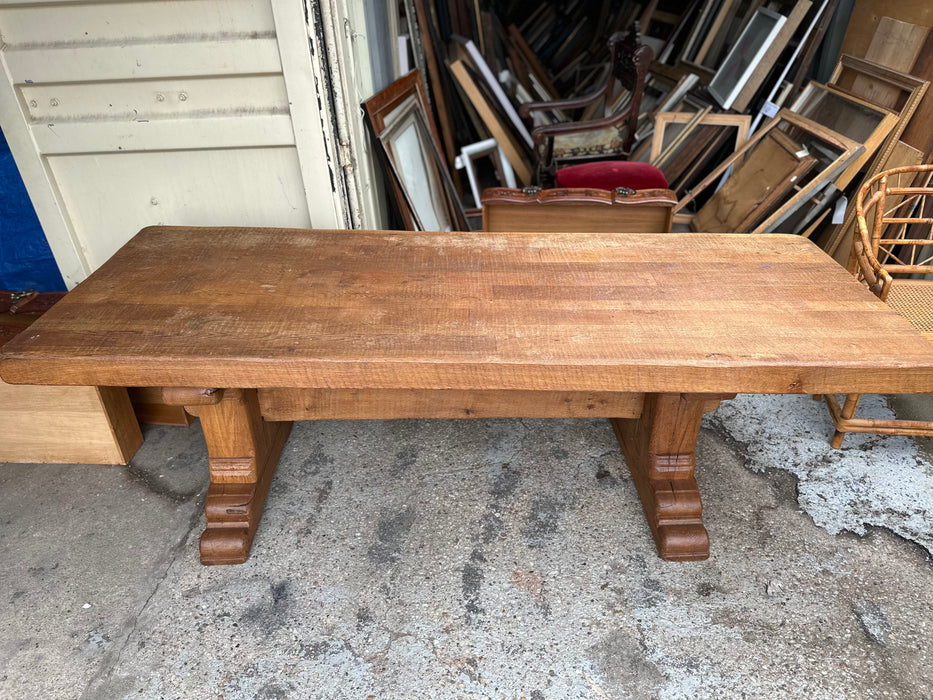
(692, 129, 816, 233)
(377, 100, 464, 231)
(363, 71, 466, 231)
(451, 36, 533, 149)
(679, 0, 722, 63)
(789, 81, 898, 188)
(449, 59, 533, 185)
(696, 0, 742, 66)
(708, 8, 786, 109)
(827, 54, 929, 177)
(650, 107, 713, 171)
(633, 72, 701, 146)
(676, 109, 861, 234)
(648, 111, 752, 196)
(650, 112, 751, 164)
(729, 0, 811, 112)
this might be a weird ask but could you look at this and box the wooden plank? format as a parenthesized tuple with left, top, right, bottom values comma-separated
(449, 60, 533, 184)
(0, 382, 141, 464)
(32, 115, 296, 155)
(788, 0, 841, 94)
(839, 0, 933, 59)
(508, 25, 559, 99)
(863, 17, 929, 70)
(21, 75, 288, 124)
(4, 39, 282, 84)
(0, 1, 275, 47)
(451, 36, 533, 148)
(414, 0, 459, 171)
(259, 388, 645, 420)
(731, 0, 811, 112)
(128, 387, 194, 426)
(4, 226, 933, 396)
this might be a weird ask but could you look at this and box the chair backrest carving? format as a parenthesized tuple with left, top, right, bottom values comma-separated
(481, 186, 676, 233)
(608, 23, 652, 152)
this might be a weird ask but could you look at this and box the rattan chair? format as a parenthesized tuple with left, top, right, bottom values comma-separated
(823, 164, 933, 447)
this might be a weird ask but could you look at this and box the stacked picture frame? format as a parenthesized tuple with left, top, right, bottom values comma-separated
(364, 71, 468, 232)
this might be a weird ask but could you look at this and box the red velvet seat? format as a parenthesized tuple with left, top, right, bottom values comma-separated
(555, 161, 668, 191)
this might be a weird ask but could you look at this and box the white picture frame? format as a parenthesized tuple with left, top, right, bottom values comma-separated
(708, 8, 786, 109)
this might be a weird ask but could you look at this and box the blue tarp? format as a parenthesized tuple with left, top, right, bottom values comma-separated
(0, 127, 66, 292)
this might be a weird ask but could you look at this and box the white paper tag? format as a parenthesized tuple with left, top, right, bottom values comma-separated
(761, 101, 780, 118)
(832, 195, 848, 224)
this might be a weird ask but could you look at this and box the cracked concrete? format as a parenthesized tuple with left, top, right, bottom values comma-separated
(1, 395, 932, 698)
(709, 394, 933, 553)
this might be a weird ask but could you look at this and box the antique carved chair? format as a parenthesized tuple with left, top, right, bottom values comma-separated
(518, 23, 666, 191)
(481, 186, 676, 233)
(822, 164, 933, 447)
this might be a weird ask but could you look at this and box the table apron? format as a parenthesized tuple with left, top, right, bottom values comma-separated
(257, 388, 646, 420)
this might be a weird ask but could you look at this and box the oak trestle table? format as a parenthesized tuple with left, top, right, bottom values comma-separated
(3, 227, 933, 565)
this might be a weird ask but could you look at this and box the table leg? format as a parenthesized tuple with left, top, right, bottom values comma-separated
(178, 389, 292, 565)
(610, 392, 732, 561)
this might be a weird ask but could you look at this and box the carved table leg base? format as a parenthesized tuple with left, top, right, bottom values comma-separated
(642, 473, 709, 561)
(175, 388, 292, 566)
(611, 392, 733, 562)
(200, 420, 291, 565)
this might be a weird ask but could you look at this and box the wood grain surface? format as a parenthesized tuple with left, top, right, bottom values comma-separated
(3, 226, 933, 395)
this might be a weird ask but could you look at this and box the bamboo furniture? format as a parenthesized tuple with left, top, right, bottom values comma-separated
(823, 164, 933, 447)
(3, 227, 933, 564)
(481, 187, 676, 233)
(822, 55, 930, 258)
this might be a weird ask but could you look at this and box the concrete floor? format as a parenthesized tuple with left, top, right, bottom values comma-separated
(1, 394, 932, 699)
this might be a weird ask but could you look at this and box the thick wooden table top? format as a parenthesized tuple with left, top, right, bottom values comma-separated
(3, 226, 933, 394)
